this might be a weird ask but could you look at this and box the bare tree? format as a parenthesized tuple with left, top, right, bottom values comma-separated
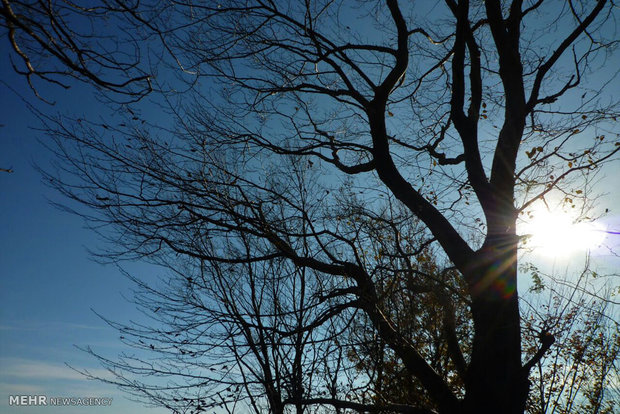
(1, 0, 152, 101)
(4, 1, 620, 413)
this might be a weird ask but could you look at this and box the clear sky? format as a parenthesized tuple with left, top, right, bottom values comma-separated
(0, 39, 169, 413)
(1, 4, 619, 414)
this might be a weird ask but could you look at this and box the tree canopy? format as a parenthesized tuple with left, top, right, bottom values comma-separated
(2, 1, 619, 413)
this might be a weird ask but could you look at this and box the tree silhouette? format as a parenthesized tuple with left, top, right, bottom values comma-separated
(4, 1, 619, 413)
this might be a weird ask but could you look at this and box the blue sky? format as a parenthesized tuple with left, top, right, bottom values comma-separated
(1, 4, 619, 414)
(2, 71, 618, 413)
(0, 39, 169, 413)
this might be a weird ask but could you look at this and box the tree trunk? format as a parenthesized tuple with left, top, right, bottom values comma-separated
(462, 238, 528, 414)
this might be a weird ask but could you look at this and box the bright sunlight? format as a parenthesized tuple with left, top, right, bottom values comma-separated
(520, 207, 605, 258)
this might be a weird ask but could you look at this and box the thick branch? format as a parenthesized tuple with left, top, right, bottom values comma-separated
(368, 0, 474, 273)
(446, 0, 491, 211)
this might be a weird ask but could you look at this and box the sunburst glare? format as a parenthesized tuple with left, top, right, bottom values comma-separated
(519, 207, 605, 257)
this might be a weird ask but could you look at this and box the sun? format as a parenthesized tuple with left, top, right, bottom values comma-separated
(519, 207, 605, 257)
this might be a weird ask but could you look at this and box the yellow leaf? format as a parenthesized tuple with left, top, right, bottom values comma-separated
(388, 111, 394, 117)
(568, 161, 573, 168)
